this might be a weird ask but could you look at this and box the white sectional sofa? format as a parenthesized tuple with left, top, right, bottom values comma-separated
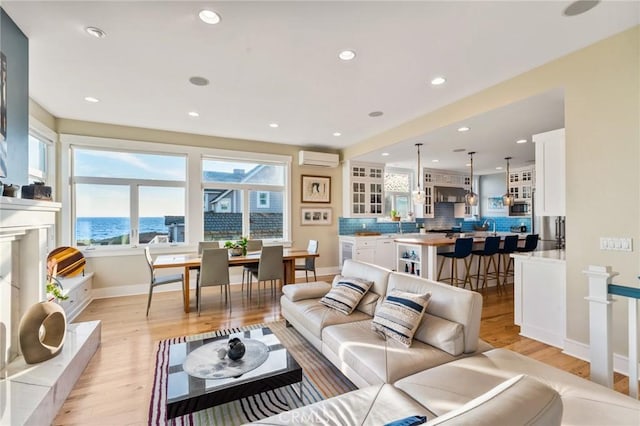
(260, 259, 640, 425)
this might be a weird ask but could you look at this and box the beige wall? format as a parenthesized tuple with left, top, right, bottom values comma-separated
(344, 26, 640, 355)
(49, 119, 342, 289)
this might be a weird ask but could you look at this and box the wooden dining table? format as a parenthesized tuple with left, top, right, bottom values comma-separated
(153, 248, 319, 313)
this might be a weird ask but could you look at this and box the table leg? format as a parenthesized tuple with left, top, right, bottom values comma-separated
(283, 260, 295, 284)
(183, 267, 190, 313)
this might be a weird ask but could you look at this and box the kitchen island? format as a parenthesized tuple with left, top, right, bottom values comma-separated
(511, 249, 566, 348)
(394, 232, 523, 281)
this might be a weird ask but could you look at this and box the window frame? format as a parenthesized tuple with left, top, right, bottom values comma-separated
(60, 135, 292, 255)
(28, 117, 56, 195)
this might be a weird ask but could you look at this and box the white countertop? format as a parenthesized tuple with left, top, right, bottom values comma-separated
(511, 249, 566, 264)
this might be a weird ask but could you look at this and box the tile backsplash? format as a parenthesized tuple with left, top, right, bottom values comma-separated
(338, 204, 532, 235)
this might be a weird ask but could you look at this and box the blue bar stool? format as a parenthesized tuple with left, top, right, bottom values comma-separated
(437, 237, 474, 289)
(496, 235, 519, 291)
(471, 236, 501, 293)
(516, 234, 539, 253)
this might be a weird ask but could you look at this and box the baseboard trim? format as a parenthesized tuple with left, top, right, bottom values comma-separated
(563, 338, 640, 377)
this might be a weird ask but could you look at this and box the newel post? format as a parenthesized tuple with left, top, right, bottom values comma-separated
(583, 265, 618, 388)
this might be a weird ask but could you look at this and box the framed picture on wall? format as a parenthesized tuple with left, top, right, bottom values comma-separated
(487, 196, 505, 211)
(301, 175, 331, 203)
(301, 207, 332, 225)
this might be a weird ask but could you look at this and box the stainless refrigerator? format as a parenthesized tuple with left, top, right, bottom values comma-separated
(531, 188, 565, 250)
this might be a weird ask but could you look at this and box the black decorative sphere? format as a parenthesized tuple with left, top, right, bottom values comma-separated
(227, 338, 246, 361)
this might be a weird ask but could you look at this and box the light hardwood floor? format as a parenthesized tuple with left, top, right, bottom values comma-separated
(54, 277, 631, 425)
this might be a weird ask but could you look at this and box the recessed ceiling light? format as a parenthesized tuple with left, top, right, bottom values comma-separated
(563, 0, 600, 17)
(85, 27, 106, 38)
(466, 163, 472, 167)
(338, 50, 356, 61)
(452, 148, 466, 153)
(516, 139, 527, 144)
(333, 132, 342, 137)
(430, 76, 446, 86)
(199, 10, 221, 24)
(457, 126, 470, 132)
(189, 76, 210, 86)
(188, 111, 199, 117)
(496, 166, 503, 170)
(269, 123, 279, 128)
(368, 111, 383, 117)
(432, 159, 439, 163)
(84, 96, 99, 103)
(381, 152, 390, 157)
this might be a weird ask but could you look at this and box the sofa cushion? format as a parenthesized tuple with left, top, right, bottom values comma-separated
(341, 259, 391, 302)
(395, 348, 640, 425)
(424, 374, 563, 426)
(282, 281, 331, 302)
(414, 313, 464, 356)
(281, 296, 371, 342)
(320, 276, 373, 315)
(322, 320, 455, 385)
(387, 272, 482, 354)
(331, 274, 380, 315)
(372, 289, 431, 347)
(249, 384, 435, 425)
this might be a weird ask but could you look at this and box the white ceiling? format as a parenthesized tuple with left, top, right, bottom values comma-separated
(3, 1, 639, 172)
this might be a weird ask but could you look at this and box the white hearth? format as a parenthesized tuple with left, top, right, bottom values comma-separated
(0, 196, 60, 374)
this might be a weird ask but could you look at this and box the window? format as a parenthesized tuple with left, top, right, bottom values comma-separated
(384, 169, 412, 218)
(256, 191, 270, 208)
(202, 158, 288, 242)
(71, 147, 186, 247)
(28, 131, 54, 185)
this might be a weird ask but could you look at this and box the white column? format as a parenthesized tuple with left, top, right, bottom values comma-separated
(628, 298, 638, 398)
(583, 265, 618, 388)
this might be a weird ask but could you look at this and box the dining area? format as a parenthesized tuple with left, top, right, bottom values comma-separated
(148, 240, 320, 315)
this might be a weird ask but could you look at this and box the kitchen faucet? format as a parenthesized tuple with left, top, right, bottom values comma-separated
(483, 218, 496, 235)
(397, 221, 403, 234)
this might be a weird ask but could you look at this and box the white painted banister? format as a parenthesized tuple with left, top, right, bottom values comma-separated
(584, 264, 640, 398)
(583, 265, 618, 388)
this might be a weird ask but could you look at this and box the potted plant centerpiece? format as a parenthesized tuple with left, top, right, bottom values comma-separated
(390, 209, 401, 222)
(224, 237, 248, 256)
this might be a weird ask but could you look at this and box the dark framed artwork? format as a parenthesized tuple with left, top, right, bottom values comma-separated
(0, 51, 7, 178)
(301, 175, 331, 203)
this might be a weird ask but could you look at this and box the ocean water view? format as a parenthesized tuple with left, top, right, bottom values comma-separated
(76, 217, 167, 242)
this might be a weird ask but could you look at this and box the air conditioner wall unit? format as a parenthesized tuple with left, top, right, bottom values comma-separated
(298, 150, 339, 168)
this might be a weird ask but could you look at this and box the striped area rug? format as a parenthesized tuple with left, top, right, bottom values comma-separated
(149, 321, 357, 425)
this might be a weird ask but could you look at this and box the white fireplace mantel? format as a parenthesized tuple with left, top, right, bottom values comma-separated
(0, 196, 61, 373)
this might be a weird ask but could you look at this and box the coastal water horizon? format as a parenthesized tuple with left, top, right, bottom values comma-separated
(76, 216, 171, 242)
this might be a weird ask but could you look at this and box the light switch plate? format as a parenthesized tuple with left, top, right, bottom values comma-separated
(600, 237, 633, 252)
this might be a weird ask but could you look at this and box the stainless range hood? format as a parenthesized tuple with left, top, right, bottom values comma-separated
(434, 186, 467, 203)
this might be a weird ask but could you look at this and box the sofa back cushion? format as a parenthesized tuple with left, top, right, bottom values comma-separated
(414, 313, 464, 356)
(341, 259, 391, 313)
(424, 374, 563, 426)
(387, 272, 482, 354)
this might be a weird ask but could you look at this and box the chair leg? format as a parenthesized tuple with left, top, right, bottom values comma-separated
(146, 285, 154, 317)
(197, 283, 201, 316)
(437, 257, 446, 281)
(305, 270, 309, 283)
(463, 257, 473, 290)
(313, 269, 317, 281)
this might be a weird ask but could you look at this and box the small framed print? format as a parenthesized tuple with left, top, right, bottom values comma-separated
(301, 175, 331, 203)
(301, 207, 332, 226)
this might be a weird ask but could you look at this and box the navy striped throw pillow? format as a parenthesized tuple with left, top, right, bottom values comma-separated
(372, 289, 431, 347)
(319, 276, 373, 315)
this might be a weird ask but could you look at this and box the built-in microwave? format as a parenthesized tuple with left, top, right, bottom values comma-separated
(509, 201, 530, 216)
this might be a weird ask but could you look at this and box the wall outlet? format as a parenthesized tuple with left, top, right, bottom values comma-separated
(600, 237, 633, 252)
(362, 223, 366, 229)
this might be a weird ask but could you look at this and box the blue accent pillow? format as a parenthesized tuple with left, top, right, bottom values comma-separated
(372, 289, 431, 347)
(319, 276, 373, 315)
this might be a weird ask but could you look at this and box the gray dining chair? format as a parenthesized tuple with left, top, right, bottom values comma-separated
(193, 241, 221, 280)
(295, 240, 319, 282)
(242, 239, 263, 294)
(197, 248, 231, 315)
(249, 245, 283, 301)
(144, 246, 184, 316)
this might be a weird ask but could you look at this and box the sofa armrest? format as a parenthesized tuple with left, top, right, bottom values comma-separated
(282, 281, 331, 302)
(424, 374, 562, 426)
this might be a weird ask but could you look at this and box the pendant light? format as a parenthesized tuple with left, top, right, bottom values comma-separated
(502, 156, 515, 207)
(465, 151, 478, 206)
(412, 143, 426, 204)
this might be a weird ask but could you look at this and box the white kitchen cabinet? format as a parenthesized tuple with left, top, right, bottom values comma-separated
(534, 128, 565, 216)
(343, 161, 385, 217)
(513, 250, 566, 348)
(508, 166, 535, 203)
(374, 238, 396, 270)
